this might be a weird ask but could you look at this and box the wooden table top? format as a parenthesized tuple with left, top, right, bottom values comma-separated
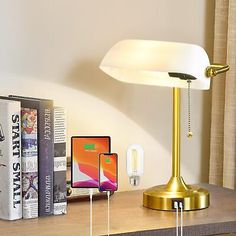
(0, 184, 236, 236)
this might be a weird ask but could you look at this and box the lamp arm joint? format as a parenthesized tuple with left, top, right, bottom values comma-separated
(206, 64, 230, 77)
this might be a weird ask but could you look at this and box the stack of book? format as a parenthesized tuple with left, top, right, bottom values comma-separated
(0, 96, 67, 220)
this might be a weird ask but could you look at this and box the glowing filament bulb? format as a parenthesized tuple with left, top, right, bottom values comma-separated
(127, 144, 144, 186)
(131, 149, 138, 173)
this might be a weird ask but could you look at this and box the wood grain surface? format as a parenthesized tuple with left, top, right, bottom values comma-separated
(0, 184, 236, 236)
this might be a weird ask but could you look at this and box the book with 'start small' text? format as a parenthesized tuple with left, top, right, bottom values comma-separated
(0, 99, 22, 220)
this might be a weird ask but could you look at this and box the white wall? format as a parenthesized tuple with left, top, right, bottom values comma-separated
(0, 0, 214, 191)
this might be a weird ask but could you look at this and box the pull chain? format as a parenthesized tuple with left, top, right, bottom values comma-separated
(187, 79, 193, 138)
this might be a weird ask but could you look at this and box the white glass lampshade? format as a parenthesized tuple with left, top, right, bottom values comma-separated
(100, 40, 211, 90)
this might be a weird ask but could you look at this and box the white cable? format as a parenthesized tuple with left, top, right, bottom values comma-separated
(89, 189, 93, 236)
(179, 202, 183, 236)
(174, 202, 179, 236)
(107, 191, 110, 236)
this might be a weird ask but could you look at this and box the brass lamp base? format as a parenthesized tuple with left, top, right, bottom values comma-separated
(143, 177, 210, 211)
(143, 88, 210, 211)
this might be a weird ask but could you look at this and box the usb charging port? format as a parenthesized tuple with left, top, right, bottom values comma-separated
(172, 199, 184, 209)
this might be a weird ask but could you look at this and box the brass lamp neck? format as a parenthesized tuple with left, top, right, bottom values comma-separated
(172, 88, 180, 177)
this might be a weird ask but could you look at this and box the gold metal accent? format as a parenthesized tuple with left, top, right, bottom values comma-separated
(206, 64, 230, 77)
(143, 88, 210, 211)
(67, 187, 72, 196)
(172, 88, 180, 178)
(187, 131, 193, 138)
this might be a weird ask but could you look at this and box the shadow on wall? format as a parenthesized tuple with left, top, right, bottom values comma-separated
(63, 59, 172, 151)
(63, 60, 126, 109)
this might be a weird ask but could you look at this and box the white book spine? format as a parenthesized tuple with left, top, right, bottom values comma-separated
(53, 107, 67, 215)
(0, 100, 22, 220)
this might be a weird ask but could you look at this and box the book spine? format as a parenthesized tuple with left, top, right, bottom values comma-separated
(21, 108, 38, 219)
(53, 107, 67, 215)
(0, 101, 22, 220)
(38, 101, 54, 216)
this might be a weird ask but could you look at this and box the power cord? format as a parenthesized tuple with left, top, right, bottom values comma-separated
(174, 201, 184, 236)
(174, 202, 179, 236)
(179, 202, 183, 236)
(89, 189, 93, 236)
(107, 191, 110, 236)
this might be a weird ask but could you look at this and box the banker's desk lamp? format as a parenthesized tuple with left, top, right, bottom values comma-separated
(100, 40, 229, 211)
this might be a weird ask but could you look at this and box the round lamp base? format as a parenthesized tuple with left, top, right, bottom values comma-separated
(143, 183, 210, 211)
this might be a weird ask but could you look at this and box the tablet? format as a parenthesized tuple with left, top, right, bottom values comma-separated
(71, 136, 111, 188)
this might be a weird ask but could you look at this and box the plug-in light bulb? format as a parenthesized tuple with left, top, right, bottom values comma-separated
(127, 144, 144, 186)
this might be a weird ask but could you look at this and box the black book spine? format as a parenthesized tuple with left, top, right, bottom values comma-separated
(38, 101, 54, 216)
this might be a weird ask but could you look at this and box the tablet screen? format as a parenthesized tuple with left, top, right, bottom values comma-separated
(71, 136, 110, 188)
